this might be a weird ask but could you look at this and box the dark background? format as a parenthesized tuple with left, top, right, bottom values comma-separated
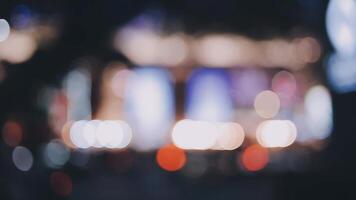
(1, 0, 356, 199)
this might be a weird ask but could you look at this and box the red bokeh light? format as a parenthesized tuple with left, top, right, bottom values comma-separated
(241, 144, 269, 172)
(50, 171, 73, 196)
(156, 144, 186, 172)
(2, 120, 23, 147)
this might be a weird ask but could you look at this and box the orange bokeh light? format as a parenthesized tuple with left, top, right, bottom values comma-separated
(241, 144, 269, 172)
(2, 120, 23, 147)
(60, 121, 76, 149)
(156, 144, 186, 172)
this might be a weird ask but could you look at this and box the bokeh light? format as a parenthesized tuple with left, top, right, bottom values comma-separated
(12, 146, 33, 171)
(116, 121, 133, 148)
(326, 0, 356, 56)
(272, 71, 297, 107)
(304, 85, 333, 140)
(115, 21, 189, 66)
(0, 19, 10, 42)
(193, 34, 320, 69)
(114, 25, 159, 65)
(256, 120, 297, 148)
(172, 120, 244, 150)
(43, 139, 70, 168)
(64, 68, 92, 121)
(294, 37, 321, 63)
(172, 119, 219, 150)
(50, 171, 72, 196)
(214, 122, 245, 150)
(186, 68, 234, 122)
(96, 120, 124, 148)
(241, 144, 269, 172)
(193, 34, 249, 67)
(254, 90, 280, 118)
(61, 121, 75, 148)
(0, 31, 37, 64)
(89, 120, 103, 148)
(69, 120, 132, 149)
(69, 120, 91, 149)
(0, 2, 346, 200)
(156, 144, 186, 171)
(2, 120, 23, 147)
(327, 53, 356, 93)
(124, 67, 174, 151)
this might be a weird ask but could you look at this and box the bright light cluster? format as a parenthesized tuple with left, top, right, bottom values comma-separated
(115, 28, 189, 66)
(115, 23, 321, 69)
(124, 67, 175, 151)
(256, 120, 297, 148)
(69, 120, 132, 149)
(326, 0, 356, 93)
(326, 0, 356, 56)
(172, 119, 245, 150)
